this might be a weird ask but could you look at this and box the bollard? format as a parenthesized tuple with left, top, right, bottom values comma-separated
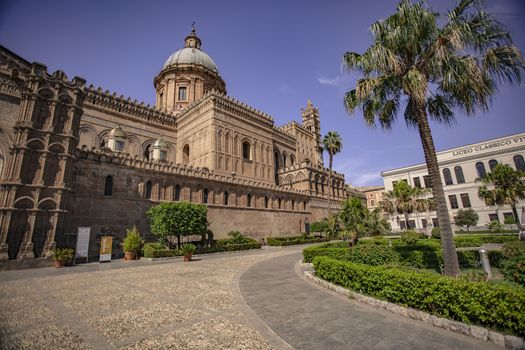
(479, 249, 493, 280)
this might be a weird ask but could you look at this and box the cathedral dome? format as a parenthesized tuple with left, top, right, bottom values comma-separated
(163, 48, 218, 73)
(109, 126, 127, 139)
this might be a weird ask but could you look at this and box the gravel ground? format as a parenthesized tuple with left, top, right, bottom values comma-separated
(0, 248, 296, 349)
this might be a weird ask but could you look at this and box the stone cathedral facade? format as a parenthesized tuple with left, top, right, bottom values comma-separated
(0, 28, 362, 266)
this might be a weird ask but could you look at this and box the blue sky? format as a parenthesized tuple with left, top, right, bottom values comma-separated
(1, 0, 524, 186)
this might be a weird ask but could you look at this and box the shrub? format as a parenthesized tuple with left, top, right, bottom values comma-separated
(400, 230, 421, 245)
(143, 243, 178, 258)
(454, 209, 479, 231)
(267, 235, 329, 246)
(313, 256, 525, 336)
(181, 243, 197, 255)
(123, 226, 144, 254)
(454, 235, 517, 248)
(226, 231, 252, 244)
(310, 219, 330, 233)
(455, 230, 517, 235)
(502, 241, 525, 259)
(430, 227, 440, 239)
(346, 244, 399, 266)
(501, 256, 525, 287)
(486, 220, 504, 233)
(52, 248, 75, 262)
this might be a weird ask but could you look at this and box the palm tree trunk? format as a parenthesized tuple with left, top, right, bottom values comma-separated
(511, 203, 523, 231)
(416, 104, 460, 277)
(404, 212, 409, 230)
(327, 153, 333, 217)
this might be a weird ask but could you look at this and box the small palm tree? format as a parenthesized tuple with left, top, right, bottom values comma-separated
(343, 0, 524, 276)
(382, 181, 428, 230)
(323, 131, 343, 215)
(478, 164, 525, 232)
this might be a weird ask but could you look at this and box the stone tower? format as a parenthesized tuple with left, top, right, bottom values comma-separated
(301, 99, 323, 165)
(0, 63, 85, 262)
(154, 25, 227, 113)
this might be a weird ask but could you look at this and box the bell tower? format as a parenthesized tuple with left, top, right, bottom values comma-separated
(301, 99, 323, 165)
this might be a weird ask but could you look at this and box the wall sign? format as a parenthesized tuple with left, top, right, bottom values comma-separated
(75, 226, 90, 263)
(99, 236, 112, 263)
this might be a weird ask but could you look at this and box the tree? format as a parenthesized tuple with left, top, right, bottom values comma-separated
(455, 209, 479, 231)
(343, 0, 524, 276)
(322, 131, 343, 216)
(337, 197, 369, 246)
(478, 164, 525, 232)
(381, 181, 428, 229)
(364, 208, 391, 236)
(147, 202, 208, 247)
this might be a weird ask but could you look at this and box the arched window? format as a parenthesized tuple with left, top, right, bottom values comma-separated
(442, 168, 453, 186)
(174, 185, 181, 201)
(144, 144, 151, 161)
(104, 175, 113, 196)
(454, 166, 465, 184)
(290, 155, 295, 165)
(182, 144, 190, 164)
(278, 198, 282, 209)
(247, 194, 252, 207)
(274, 152, 279, 169)
(303, 201, 307, 211)
(476, 162, 486, 178)
(488, 159, 498, 171)
(514, 155, 525, 171)
(265, 196, 269, 208)
(283, 154, 287, 168)
(291, 200, 295, 211)
(203, 188, 208, 204)
(224, 191, 229, 205)
(242, 141, 251, 160)
(145, 181, 152, 199)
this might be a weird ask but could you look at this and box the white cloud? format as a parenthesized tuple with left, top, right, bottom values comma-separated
(353, 172, 382, 186)
(317, 74, 351, 88)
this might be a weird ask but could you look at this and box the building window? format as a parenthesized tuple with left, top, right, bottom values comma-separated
(247, 194, 252, 207)
(203, 188, 208, 204)
(454, 166, 465, 184)
(292, 200, 295, 211)
(265, 196, 269, 208)
(145, 181, 152, 199)
(488, 159, 498, 171)
(283, 154, 287, 168)
(514, 155, 525, 171)
(104, 175, 113, 196)
(443, 168, 453, 186)
(242, 141, 251, 160)
(488, 213, 499, 223)
(476, 162, 486, 178)
(224, 191, 229, 205)
(115, 140, 125, 152)
(303, 201, 307, 211)
(160, 150, 167, 161)
(460, 193, 471, 208)
(400, 221, 407, 230)
(178, 86, 187, 101)
(174, 185, 181, 201)
(432, 218, 439, 227)
(371, 199, 375, 206)
(503, 212, 514, 221)
(422, 219, 427, 228)
(144, 144, 151, 161)
(392, 180, 398, 188)
(423, 175, 431, 188)
(413, 177, 421, 188)
(278, 198, 282, 209)
(182, 144, 190, 164)
(448, 194, 459, 209)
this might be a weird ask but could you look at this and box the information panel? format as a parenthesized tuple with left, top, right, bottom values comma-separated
(99, 236, 113, 263)
(75, 227, 90, 262)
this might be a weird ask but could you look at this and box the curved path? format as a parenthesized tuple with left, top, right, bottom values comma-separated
(240, 252, 498, 350)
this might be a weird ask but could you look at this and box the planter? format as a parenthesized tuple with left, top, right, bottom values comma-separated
(183, 253, 192, 262)
(124, 251, 136, 261)
(53, 259, 65, 268)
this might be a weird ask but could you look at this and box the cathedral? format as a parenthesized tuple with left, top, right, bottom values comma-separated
(0, 27, 361, 267)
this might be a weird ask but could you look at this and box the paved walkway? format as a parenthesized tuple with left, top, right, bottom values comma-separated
(239, 253, 499, 350)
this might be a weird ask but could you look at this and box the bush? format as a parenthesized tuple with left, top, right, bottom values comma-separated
(181, 243, 197, 255)
(143, 243, 179, 258)
(455, 230, 517, 235)
(487, 220, 504, 233)
(310, 219, 330, 233)
(225, 231, 252, 245)
(313, 256, 525, 336)
(52, 248, 75, 262)
(454, 235, 517, 248)
(123, 226, 144, 254)
(502, 241, 525, 259)
(267, 235, 329, 246)
(400, 230, 421, 245)
(454, 209, 479, 231)
(431, 227, 440, 239)
(501, 241, 525, 287)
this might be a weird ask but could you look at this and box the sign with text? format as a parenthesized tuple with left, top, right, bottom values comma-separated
(99, 236, 112, 263)
(75, 227, 90, 261)
(452, 136, 525, 157)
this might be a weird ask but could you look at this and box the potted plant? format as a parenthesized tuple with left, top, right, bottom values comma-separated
(181, 243, 196, 262)
(123, 226, 144, 261)
(52, 248, 75, 268)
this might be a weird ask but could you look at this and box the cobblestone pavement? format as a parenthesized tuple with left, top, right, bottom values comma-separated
(0, 248, 297, 350)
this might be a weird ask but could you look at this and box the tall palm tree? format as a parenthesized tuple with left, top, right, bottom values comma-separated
(342, 0, 524, 276)
(478, 164, 525, 232)
(323, 131, 343, 215)
(382, 181, 428, 230)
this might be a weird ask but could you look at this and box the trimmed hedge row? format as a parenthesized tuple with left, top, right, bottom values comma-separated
(454, 235, 517, 248)
(143, 241, 261, 258)
(456, 230, 517, 235)
(303, 242, 503, 269)
(266, 236, 329, 246)
(313, 256, 525, 336)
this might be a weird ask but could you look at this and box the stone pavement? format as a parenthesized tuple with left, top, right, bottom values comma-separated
(239, 253, 501, 350)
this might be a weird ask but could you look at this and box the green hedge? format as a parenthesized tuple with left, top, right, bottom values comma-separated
(454, 235, 517, 248)
(313, 256, 525, 336)
(143, 241, 261, 258)
(456, 230, 517, 235)
(267, 236, 329, 246)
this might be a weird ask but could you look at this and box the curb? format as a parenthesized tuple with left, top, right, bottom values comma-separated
(304, 271, 524, 350)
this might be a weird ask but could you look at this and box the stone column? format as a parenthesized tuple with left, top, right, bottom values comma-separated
(17, 210, 37, 259)
(42, 211, 59, 258)
(0, 210, 12, 262)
